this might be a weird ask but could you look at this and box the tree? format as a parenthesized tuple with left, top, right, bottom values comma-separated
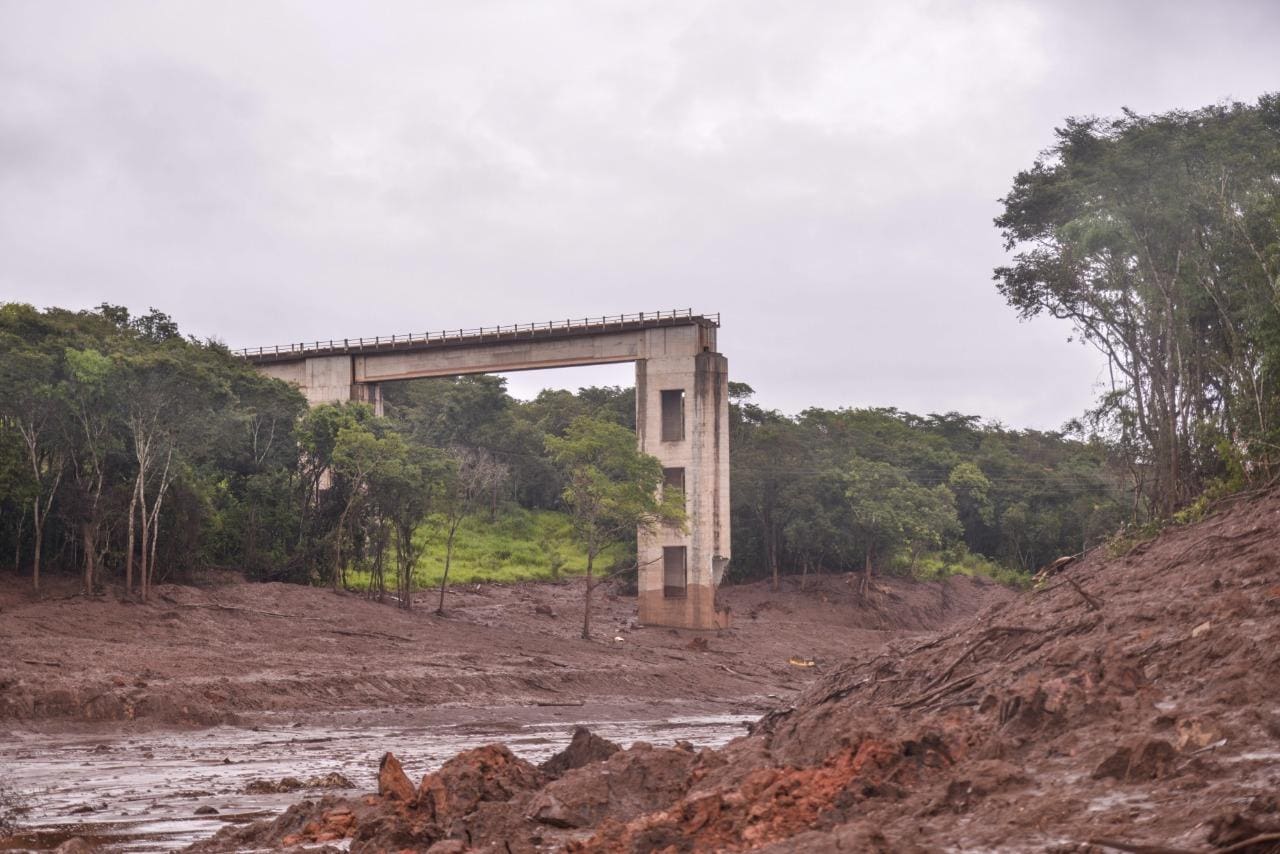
(60, 348, 120, 594)
(436, 446, 508, 615)
(366, 439, 450, 610)
(995, 95, 1280, 515)
(948, 462, 994, 552)
(547, 417, 683, 639)
(331, 422, 388, 590)
(732, 398, 806, 591)
(119, 349, 221, 600)
(0, 313, 66, 592)
(843, 457, 960, 593)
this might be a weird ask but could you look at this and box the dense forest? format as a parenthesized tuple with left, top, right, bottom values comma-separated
(0, 301, 1126, 598)
(2, 94, 1277, 599)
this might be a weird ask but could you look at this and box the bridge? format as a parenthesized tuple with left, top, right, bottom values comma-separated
(238, 309, 730, 631)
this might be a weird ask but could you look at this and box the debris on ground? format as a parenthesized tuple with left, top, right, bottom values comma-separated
(187, 489, 1280, 852)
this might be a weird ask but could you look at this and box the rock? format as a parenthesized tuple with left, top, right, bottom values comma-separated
(54, 839, 96, 854)
(535, 604, 556, 617)
(1092, 739, 1179, 782)
(417, 744, 545, 825)
(541, 727, 621, 778)
(195, 805, 219, 815)
(244, 776, 303, 794)
(307, 772, 355, 790)
(528, 742, 697, 828)
(1175, 717, 1223, 752)
(426, 841, 468, 853)
(378, 752, 416, 802)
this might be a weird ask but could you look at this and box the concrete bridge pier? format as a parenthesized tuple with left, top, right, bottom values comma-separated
(264, 354, 383, 416)
(636, 352, 731, 630)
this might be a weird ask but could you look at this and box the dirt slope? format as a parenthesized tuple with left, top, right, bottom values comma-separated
(187, 490, 1280, 853)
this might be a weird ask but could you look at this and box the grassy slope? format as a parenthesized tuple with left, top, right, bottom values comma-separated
(348, 507, 627, 589)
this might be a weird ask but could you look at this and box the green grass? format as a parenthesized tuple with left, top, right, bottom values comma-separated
(346, 507, 627, 590)
(900, 549, 1032, 590)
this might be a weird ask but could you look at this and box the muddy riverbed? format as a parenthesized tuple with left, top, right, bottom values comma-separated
(1, 705, 755, 851)
(0, 573, 1010, 851)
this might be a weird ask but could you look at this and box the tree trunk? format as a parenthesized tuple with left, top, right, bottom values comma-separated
(581, 552, 594, 640)
(82, 521, 96, 595)
(138, 481, 150, 602)
(125, 481, 139, 596)
(13, 505, 24, 575)
(438, 521, 459, 615)
(862, 545, 873, 596)
(31, 501, 43, 593)
(767, 527, 779, 592)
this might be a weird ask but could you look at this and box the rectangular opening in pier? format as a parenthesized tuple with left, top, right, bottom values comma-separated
(660, 389, 685, 441)
(663, 546, 687, 598)
(663, 467, 686, 509)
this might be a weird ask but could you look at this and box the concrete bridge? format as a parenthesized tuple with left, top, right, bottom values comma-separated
(238, 310, 730, 631)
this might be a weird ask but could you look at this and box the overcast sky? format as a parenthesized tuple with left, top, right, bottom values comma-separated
(2, 1, 1276, 428)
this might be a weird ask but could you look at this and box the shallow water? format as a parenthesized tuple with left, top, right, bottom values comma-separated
(0, 712, 754, 852)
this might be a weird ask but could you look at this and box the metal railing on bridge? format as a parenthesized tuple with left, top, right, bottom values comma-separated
(232, 308, 719, 360)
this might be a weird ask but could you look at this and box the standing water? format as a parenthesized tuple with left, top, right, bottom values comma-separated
(0, 712, 755, 851)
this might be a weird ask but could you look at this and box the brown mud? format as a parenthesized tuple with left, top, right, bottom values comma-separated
(0, 571, 999, 727)
(181, 491, 1280, 853)
(0, 570, 1004, 851)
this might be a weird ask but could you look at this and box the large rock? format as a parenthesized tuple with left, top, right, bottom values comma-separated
(528, 741, 698, 829)
(417, 744, 546, 826)
(541, 727, 621, 779)
(377, 752, 415, 802)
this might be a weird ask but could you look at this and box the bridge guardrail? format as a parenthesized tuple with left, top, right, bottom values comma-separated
(232, 308, 719, 359)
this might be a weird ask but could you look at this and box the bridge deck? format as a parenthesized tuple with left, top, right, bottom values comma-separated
(237, 309, 719, 365)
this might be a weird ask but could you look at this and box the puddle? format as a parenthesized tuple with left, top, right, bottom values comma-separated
(0, 712, 754, 851)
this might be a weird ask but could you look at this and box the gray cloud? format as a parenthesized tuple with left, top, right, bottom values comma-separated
(2, 0, 1276, 427)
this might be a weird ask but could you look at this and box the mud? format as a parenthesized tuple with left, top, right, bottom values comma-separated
(0, 572, 1001, 727)
(0, 710, 753, 851)
(173, 490, 1280, 852)
(0, 571, 1005, 851)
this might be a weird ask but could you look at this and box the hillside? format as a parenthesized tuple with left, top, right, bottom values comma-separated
(189, 489, 1280, 853)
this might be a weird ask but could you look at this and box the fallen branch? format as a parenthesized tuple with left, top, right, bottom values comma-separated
(1216, 832, 1280, 853)
(892, 673, 979, 709)
(1087, 833, 1280, 854)
(1065, 575, 1104, 611)
(22, 659, 61, 667)
(534, 700, 584, 707)
(1088, 839, 1199, 854)
(177, 602, 312, 619)
(325, 628, 412, 642)
(923, 626, 1040, 692)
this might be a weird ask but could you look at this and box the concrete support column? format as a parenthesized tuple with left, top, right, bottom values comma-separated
(636, 352, 731, 630)
(258, 355, 381, 415)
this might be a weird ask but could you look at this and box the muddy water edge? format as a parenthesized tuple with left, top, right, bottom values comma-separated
(1, 701, 758, 852)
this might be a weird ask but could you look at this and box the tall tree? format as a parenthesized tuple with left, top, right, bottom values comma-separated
(436, 446, 508, 615)
(995, 96, 1280, 514)
(0, 315, 66, 591)
(60, 348, 120, 594)
(843, 457, 960, 593)
(547, 417, 683, 640)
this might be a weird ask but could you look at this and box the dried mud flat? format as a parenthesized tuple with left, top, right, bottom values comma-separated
(181, 491, 1280, 853)
(1, 566, 1004, 851)
(0, 570, 1000, 728)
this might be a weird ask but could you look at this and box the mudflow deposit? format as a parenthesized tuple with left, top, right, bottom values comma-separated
(184, 490, 1280, 853)
(3, 491, 1280, 853)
